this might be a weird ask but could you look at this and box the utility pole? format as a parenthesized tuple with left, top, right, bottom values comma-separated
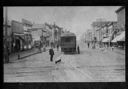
(51, 22, 55, 47)
(4, 7, 9, 63)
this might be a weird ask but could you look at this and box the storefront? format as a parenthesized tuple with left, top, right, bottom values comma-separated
(111, 31, 125, 49)
(12, 33, 25, 52)
(102, 37, 111, 48)
(111, 31, 125, 42)
(24, 33, 33, 50)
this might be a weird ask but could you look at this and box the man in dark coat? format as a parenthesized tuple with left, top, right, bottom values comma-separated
(49, 47, 54, 62)
(77, 45, 80, 54)
(88, 42, 90, 48)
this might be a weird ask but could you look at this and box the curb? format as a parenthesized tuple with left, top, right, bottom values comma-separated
(19, 48, 50, 59)
(6, 48, 49, 63)
(19, 51, 41, 59)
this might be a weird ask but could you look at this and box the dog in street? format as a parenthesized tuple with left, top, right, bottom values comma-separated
(55, 59, 61, 64)
(55, 55, 62, 64)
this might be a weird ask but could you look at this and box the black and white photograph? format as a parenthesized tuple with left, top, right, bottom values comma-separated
(3, 6, 125, 82)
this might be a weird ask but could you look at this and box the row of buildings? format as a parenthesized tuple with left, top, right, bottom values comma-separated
(84, 6, 125, 48)
(3, 17, 64, 56)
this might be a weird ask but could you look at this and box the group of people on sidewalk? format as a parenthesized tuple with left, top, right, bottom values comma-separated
(86, 42, 116, 52)
(87, 42, 96, 49)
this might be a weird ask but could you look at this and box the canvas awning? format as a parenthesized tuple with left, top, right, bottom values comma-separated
(13, 33, 25, 42)
(102, 37, 111, 42)
(13, 33, 24, 36)
(111, 31, 125, 42)
(117, 31, 125, 41)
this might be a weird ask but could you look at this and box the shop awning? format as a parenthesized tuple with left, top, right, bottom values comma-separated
(111, 38, 117, 42)
(13, 33, 25, 41)
(117, 31, 125, 41)
(102, 37, 110, 42)
(13, 33, 24, 36)
(111, 31, 125, 42)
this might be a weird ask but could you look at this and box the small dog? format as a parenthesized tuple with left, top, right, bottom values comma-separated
(55, 55, 62, 64)
(55, 59, 61, 64)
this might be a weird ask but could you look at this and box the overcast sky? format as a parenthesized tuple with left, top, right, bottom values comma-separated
(6, 6, 120, 40)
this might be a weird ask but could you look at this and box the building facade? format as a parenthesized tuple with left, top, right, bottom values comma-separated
(29, 24, 50, 47)
(44, 23, 63, 47)
(30, 24, 43, 42)
(11, 20, 25, 52)
(92, 20, 118, 47)
(85, 29, 93, 42)
(3, 20, 12, 54)
(116, 6, 125, 31)
(22, 19, 33, 49)
(111, 6, 125, 48)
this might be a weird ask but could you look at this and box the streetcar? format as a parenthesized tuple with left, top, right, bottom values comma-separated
(60, 32, 77, 53)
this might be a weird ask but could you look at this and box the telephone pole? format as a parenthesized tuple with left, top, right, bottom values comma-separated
(4, 7, 9, 63)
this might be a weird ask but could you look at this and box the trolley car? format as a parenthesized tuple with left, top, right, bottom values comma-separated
(60, 32, 77, 53)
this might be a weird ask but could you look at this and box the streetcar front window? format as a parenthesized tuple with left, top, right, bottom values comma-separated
(65, 37, 71, 42)
(61, 37, 74, 43)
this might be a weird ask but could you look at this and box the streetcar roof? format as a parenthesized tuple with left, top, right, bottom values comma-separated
(61, 32, 76, 37)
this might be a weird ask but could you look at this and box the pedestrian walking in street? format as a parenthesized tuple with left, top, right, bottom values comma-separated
(38, 41, 42, 53)
(88, 42, 90, 48)
(77, 45, 80, 54)
(49, 47, 54, 62)
(39, 45, 42, 53)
